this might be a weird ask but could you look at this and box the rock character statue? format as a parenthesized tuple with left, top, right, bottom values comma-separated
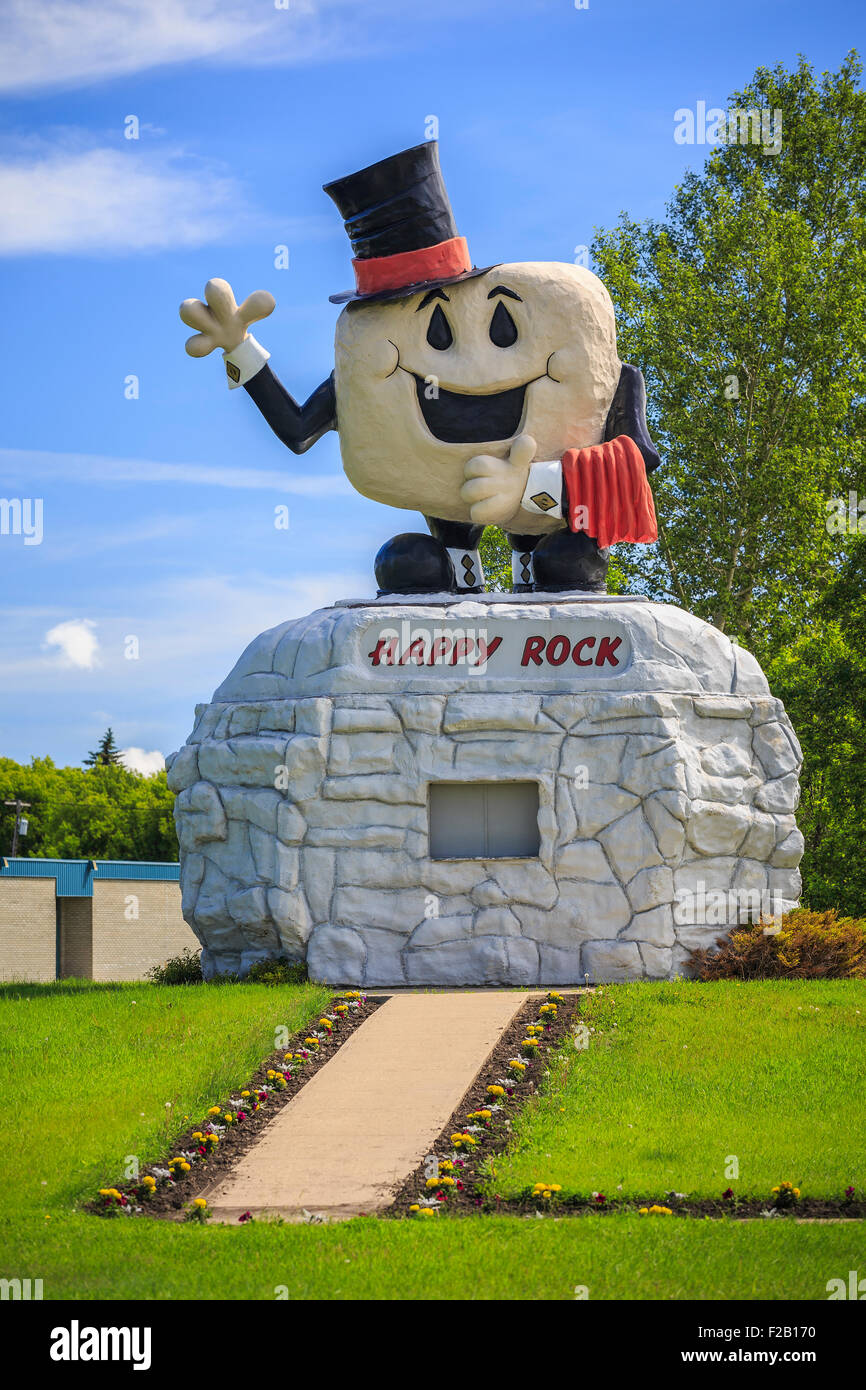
(180, 141, 660, 595)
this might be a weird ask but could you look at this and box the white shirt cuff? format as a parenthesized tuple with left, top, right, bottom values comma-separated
(521, 459, 563, 517)
(223, 334, 270, 389)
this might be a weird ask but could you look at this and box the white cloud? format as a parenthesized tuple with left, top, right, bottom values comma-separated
(0, 145, 250, 255)
(120, 747, 166, 775)
(4, 568, 369, 693)
(0, 1, 269, 94)
(0, 448, 351, 496)
(0, 0, 501, 96)
(44, 618, 100, 669)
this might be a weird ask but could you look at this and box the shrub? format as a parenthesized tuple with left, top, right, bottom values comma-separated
(146, 948, 203, 985)
(242, 955, 307, 986)
(687, 909, 866, 981)
(147, 949, 306, 986)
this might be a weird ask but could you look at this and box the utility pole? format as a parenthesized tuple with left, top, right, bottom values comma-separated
(4, 800, 31, 856)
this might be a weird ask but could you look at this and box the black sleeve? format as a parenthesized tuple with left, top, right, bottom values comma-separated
(244, 365, 337, 455)
(604, 363, 661, 474)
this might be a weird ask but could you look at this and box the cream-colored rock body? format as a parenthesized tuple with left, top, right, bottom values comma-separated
(334, 262, 621, 532)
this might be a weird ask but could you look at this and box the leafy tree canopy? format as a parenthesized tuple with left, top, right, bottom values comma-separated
(0, 757, 178, 861)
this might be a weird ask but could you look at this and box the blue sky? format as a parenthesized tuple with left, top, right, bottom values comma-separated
(1, 0, 863, 771)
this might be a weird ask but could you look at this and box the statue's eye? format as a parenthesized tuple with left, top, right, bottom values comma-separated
(489, 300, 518, 347)
(426, 304, 453, 350)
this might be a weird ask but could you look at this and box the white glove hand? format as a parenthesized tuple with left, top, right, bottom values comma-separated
(179, 278, 275, 357)
(460, 434, 537, 524)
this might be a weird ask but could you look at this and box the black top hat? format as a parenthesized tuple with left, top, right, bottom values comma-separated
(323, 141, 492, 305)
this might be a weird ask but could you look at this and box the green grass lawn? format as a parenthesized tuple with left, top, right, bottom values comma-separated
(0, 977, 863, 1301)
(0, 978, 331, 1211)
(490, 980, 866, 1200)
(3, 1209, 861, 1301)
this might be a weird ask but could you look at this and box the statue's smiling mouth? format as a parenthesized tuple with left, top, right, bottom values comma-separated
(411, 372, 529, 444)
(390, 350, 557, 445)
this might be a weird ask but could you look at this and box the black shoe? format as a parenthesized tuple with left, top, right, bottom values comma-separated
(375, 533, 456, 595)
(532, 530, 610, 594)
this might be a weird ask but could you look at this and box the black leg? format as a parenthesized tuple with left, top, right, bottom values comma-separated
(425, 516, 485, 592)
(532, 529, 610, 594)
(504, 531, 541, 593)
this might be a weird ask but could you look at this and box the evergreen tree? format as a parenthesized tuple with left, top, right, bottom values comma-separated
(84, 728, 124, 768)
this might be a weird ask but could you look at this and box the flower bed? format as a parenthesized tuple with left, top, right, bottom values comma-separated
(390, 992, 579, 1218)
(87, 991, 383, 1220)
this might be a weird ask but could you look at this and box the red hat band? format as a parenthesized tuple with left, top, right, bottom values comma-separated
(352, 236, 472, 297)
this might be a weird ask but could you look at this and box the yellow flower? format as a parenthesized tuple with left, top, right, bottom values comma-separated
(193, 1198, 207, 1209)
(487, 1085, 505, 1097)
(207, 1106, 221, 1116)
(439, 1160, 454, 1173)
(409, 1204, 420, 1212)
(638, 1207, 649, 1215)
(224, 1113, 233, 1124)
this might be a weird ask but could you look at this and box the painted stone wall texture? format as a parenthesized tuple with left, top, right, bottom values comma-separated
(168, 598, 803, 985)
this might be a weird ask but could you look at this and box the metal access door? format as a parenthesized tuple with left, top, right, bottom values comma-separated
(428, 782, 541, 860)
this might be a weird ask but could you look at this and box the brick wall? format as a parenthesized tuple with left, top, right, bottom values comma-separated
(90, 880, 199, 981)
(59, 898, 92, 978)
(0, 879, 56, 982)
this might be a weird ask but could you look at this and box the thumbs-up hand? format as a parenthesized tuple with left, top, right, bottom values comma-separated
(460, 433, 537, 525)
(180, 278, 275, 357)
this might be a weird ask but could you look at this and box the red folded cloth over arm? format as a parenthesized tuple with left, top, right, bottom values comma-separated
(561, 435, 658, 548)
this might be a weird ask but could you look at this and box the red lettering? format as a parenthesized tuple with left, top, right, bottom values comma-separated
(450, 637, 474, 665)
(521, 635, 545, 666)
(428, 636, 452, 666)
(595, 636, 622, 667)
(400, 637, 428, 665)
(546, 634, 570, 666)
(572, 636, 596, 667)
(368, 638, 397, 666)
(474, 635, 503, 665)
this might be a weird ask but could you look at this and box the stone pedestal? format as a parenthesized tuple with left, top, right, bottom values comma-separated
(168, 594, 803, 985)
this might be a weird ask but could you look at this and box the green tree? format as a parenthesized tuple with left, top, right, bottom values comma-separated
(767, 538, 866, 914)
(0, 757, 178, 861)
(479, 527, 511, 590)
(592, 51, 866, 660)
(84, 727, 123, 767)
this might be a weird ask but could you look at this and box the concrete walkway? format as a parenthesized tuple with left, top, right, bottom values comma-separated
(205, 991, 529, 1222)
